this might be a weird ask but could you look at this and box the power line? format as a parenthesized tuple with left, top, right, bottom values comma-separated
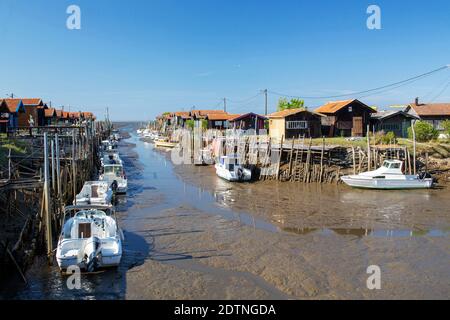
(430, 80, 450, 102)
(268, 65, 449, 100)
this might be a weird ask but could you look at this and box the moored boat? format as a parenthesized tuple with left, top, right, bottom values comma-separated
(215, 155, 252, 182)
(100, 163, 128, 194)
(56, 205, 123, 272)
(341, 160, 433, 189)
(74, 181, 113, 206)
(154, 138, 177, 148)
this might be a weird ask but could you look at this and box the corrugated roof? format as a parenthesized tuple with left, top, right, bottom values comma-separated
(409, 102, 450, 116)
(371, 110, 419, 120)
(268, 108, 322, 118)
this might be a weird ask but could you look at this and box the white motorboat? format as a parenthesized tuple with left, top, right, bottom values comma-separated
(341, 160, 433, 190)
(100, 164, 128, 194)
(56, 205, 123, 272)
(215, 155, 252, 182)
(101, 152, 123, 166)
(74, 181, 113, 206)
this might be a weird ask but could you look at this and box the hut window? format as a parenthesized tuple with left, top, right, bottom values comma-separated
(348, 106, 353, 112)
(286, 121, 308, 130)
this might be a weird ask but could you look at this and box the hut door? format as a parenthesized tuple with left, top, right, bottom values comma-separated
(352, 117, 363, 136)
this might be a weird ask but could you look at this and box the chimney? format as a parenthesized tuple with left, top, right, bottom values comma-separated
(415, 97, 419, 105)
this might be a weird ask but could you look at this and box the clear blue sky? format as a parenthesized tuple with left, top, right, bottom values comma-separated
(1, 0, 449, 121)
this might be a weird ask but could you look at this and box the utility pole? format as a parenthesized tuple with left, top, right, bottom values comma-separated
(223, 98, 227, 112)
(6, 93, 15, 98)
(262, 89, 268, 115)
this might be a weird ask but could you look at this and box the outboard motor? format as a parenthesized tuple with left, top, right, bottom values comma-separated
(84, 237, 102, 272)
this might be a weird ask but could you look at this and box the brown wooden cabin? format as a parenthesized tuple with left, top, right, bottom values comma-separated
(18, 98, 47, 127)
(315, 99, 376, 137)
(228, 113, 267, 132)
(268, 108, 323, 141)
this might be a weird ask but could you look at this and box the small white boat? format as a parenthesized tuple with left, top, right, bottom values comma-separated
(101, 152, 123, 166)
(341, 160, 433, 190)
(100, 164, 128, 194)
(56, 205, 123, 272)
(215, 155, 252, 182)
(74, 181, 113, 206)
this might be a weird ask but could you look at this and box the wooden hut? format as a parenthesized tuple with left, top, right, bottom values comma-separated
(268, 108, 323, 141)
(315, 99, 375, 137)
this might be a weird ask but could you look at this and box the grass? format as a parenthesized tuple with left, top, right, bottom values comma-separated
(0, 134, 30, 168)
(308, 136, 450, 158)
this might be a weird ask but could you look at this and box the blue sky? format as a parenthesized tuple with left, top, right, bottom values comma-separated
(1, 0, 449, 121)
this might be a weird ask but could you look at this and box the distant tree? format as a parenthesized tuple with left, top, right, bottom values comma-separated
(408, 121, 439, 142)
(277, 98, 305, 111)
(185, 119, 194, 129)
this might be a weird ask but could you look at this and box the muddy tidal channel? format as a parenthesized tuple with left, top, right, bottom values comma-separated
(2, 124, 449, 299)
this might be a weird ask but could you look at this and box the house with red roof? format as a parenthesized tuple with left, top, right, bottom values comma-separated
(0, 99, 26, 132)
(405, 98, 450, 131)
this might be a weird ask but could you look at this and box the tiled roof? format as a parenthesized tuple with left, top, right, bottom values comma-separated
(206, 113, 239, 121)
(408, 102, 450, 116)
(315, 99, 375, 114)
(268, 108, 322, 118)
(3, 99, 24, 113)
(21, 98, 43, 106)
(371, 110, 419, 120)
(44, 108, 56, 117)
(191, 110, 226, 117)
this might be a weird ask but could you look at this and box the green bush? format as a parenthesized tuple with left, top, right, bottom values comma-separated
(408, 121, 439, 142)
(442, 119, 450, 136)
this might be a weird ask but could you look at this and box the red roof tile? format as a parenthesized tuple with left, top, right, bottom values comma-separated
(409, 102, 450, 116)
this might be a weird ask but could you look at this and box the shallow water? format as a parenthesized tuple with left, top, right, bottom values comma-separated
(1, 123, 449, 299)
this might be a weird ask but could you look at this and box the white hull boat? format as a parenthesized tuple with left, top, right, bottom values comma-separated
(74, 181, 113, 206)
(341, 160, 433, 190)
(56, 205, 123, 272)
(215, 155, 252, 182)
(100, 164, 128, 194)
(101, 152, 123, 166)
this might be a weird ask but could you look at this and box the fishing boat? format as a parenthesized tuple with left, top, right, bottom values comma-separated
(56, 205, 123, 272)
(215, 155, 252, 182)
(74, 181, 113, 206)
(100, 163, 128, 194)
(341, 160, 433, 189)
(154, 138, 177, 148)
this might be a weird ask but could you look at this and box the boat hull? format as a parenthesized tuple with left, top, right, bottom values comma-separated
(341, 176, 433, 189)
(215, 164, 252, 182)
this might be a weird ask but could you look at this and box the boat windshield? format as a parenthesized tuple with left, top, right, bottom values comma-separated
(383, 161, 401, 169)
(104, 165, 123, 175)
(228, 164, 235, 171)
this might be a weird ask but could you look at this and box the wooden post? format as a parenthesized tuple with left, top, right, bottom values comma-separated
(43, 133, 53, 265)
(367, 124, 371, 171)
(51, 139, 56, 192)
(411, 120, 417, 175)
(276, 135, 284, 180)
(351, 146, 356, 175)
(288, 138, 295, 178)
(72, 130, 77, 204)
(319, 137, 325, 182)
